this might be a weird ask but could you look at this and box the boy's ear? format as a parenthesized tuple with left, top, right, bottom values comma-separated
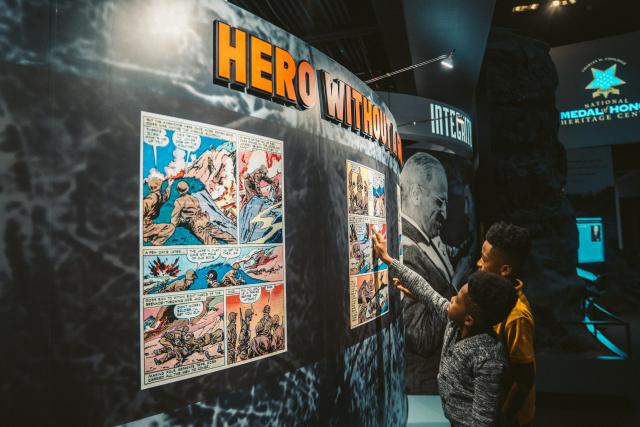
(463, 313, 475, 329)
(499, 264, 513, 278)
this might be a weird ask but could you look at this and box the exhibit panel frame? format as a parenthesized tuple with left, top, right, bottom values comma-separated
(139, 112, 288, 388)
(346, 159, 390, 329)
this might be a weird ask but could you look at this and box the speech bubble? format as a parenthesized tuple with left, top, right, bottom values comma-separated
(239, 287, 261, 304)
(173, 132, 201, 165)
(187, 247, 221, 269)
(221, 247, 241, 262)
(174, 302, 204, 319)
(144, 127, 170, 166)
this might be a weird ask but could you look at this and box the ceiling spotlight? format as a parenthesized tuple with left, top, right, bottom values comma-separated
(441, 50, 454, 69)
(550, 0, 577, 7)
(512, 3, 540, 13)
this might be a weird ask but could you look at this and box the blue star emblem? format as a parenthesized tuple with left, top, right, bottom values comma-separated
(585, 64, 625, 98)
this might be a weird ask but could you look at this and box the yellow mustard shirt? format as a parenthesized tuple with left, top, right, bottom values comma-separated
(494, 279, 535, 425)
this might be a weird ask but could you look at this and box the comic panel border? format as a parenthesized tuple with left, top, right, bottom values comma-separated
(348, 270, 390, 329)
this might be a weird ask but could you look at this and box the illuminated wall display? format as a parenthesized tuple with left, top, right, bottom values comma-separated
(375, 92, 473, 158)
(213, 21, 403, 163)
(551, 31, 640, 148)
(577, 217, 605, 264)
(559, 58, 639, 126)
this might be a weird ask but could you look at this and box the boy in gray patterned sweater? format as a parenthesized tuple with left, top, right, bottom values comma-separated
(373, 232, 517, 427)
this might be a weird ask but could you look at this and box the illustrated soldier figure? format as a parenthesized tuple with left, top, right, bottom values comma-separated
(159, 270, 196, 293)
(171, 181, 237, 244)
(355, 169, 368, 212)
(153, 327, 189, 366)
(222, 263, 245, 287)
(227, 312, 238, 364)
(197, 328, 224, 360)
(350, 241, 365, 273)
(154, 327, 223, 367)
(243, 165, 273, 202)
(249, 305, 274, 357)
(269, 178, 282, 204)
(254, 305, 272, 337)
(206, 270, 221, 288)
(237, 307, 254, 361)
(270, 315, 285, 351)
(143, 178, 175, 245)
(357, 279, 374, 323)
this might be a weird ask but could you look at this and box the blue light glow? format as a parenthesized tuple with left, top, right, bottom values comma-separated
(577, 217, 605, 263)
(583, 298, 627, 360)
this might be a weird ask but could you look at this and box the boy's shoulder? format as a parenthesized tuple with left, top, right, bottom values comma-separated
(466, 334, 509, 367)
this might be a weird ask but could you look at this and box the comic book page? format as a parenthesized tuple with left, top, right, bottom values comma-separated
(346, 160, 388, 329)
(140, 112, 287, 388)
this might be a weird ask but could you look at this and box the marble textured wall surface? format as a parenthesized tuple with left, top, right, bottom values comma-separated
(0, 0, 406, 425)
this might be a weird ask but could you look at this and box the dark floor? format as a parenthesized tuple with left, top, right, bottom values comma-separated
(534, 392, 638, 427)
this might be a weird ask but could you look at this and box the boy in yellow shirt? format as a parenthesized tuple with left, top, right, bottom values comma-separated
(477, 222, 535, 427)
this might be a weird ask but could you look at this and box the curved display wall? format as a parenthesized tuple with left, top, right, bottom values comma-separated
(0, 1, 405, 425)
(378, 92, 477, 393)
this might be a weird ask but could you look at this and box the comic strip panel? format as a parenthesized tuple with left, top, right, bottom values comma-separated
(369, 221, 389, 272)
(142, 290, 225, 388)
(349, 270, 389, 329)
(373, 269, 390, 318)
(142, 113, 238, 246)
(347, 160, 370, 216)
(238, 135, 283, 244)
(370, 170, 386, 218)
(349, 218, 372, 275)
(225, 284, 286, 365)
(142, 246, 284, 295)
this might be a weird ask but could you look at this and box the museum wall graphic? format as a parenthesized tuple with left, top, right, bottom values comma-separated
(399, 149, 476, 394)
(0, 0, 406, 425)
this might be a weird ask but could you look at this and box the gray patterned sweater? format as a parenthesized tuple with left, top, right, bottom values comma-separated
(391, 260, 507, 427)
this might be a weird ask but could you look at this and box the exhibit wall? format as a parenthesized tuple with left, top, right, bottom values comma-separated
(399, 149, 477, 393)
(0, 1, 406, 425)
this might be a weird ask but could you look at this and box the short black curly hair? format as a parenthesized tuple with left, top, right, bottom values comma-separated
(485, 222, 531, 272)
(467, 271, 517, 327)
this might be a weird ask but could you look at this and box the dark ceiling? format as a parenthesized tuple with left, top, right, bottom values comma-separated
(493, 0, 640, 47)
(230, 0, 414, 93)
(230, 0, 640, 104)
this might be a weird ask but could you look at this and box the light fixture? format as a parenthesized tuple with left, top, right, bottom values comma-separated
(512, 3, 540, 13)
(441, 51, 454, 69)
(365, 49, 455, 84)
(550, 0, 577, 7)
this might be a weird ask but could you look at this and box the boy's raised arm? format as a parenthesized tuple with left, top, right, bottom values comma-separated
(372, 232, 449, 322)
